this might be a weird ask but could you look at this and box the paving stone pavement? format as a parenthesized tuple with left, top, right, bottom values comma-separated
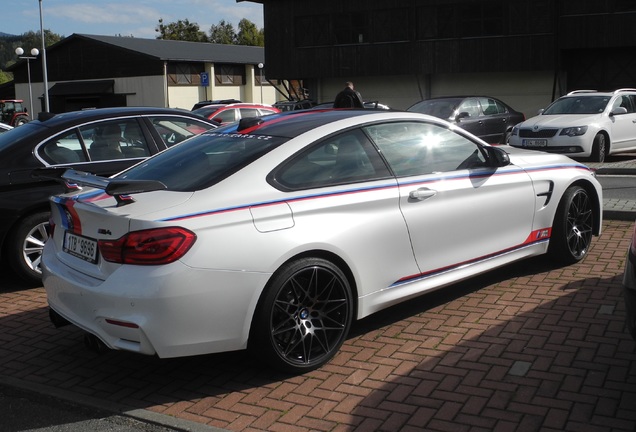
(1, 219, 635, 432)
(2, 154, 636, 431)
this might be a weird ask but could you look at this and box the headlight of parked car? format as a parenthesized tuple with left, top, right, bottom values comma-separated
(560, 126, 588, 137)
(511, 125, 519, 136)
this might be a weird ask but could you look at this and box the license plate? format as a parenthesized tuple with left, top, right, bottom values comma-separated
(522, 139, 548, 148)
(64, 231, 98, 264)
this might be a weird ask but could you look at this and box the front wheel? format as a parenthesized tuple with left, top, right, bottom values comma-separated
(591, 133, 606, 163)
(548, 186, 593, 265)
(250, 257, 353, 374)
(6, 212, 50, 285)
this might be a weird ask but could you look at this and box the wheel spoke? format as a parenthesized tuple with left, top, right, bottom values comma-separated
(270, 265, 350, 366)
(565, 190, 593, 258)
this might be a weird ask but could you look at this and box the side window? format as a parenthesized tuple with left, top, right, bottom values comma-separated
(212, 109, 237, 124)
(365, 121, 488, 176)
(85, 120, 152, 161)
(479, 97, 499, 116)
(259, 108, 278, 116)
(40, 130, 88, 165)
(613, 95, 634, 113)
(239, 108, 259, 119)
(276, 129, 389, 189)
(493, 99, 508, 114)
(149, 116, 215, 147)
(457, 98, 481, 117)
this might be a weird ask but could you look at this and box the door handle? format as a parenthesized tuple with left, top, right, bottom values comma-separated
(409, 187, 437, 201)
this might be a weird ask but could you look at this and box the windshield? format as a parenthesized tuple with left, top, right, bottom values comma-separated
(408, 98, 463, 119)
(118, 129, 287, 191)
(543, 96, 610, 115)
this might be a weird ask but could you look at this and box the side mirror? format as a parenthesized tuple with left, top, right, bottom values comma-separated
(538, 109, 545, 115)
(610, 107, 628, 116)
(488, 146, 510, 167)
(455, 112, 470, 121)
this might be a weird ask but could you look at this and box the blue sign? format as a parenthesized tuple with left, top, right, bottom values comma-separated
(200, 72, 209, 87)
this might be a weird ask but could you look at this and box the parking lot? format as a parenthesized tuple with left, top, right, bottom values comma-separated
(0, 217, 634, 432)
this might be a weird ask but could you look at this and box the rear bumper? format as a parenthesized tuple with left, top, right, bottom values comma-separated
(42, 241, 271, 358)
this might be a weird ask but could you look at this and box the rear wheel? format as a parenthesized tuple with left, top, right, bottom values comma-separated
(591, 133, 606, 162)
(14, 116, 29, 126)
(250, 257, 353, 373)
(548, 186, 593, 264)
(6, 212, 50, 285)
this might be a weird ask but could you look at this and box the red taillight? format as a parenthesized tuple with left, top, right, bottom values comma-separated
(48, 215, 56, 237)
(98, 227, 196, 265)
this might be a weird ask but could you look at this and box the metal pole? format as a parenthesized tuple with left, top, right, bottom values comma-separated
(258, 63, 264, 103)
(26, 59, 34, 116)
(39, 0, 50, 112)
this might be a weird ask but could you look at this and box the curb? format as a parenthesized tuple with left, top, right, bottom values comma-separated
(0, 375, 227, 432)
(604, 209, 636, 222)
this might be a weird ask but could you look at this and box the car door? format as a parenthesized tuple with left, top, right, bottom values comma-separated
(365, 120, 536, 283)
(478, 97, 509, 144)
(274, 128, 420, 299)
(608, 95, 636, 150)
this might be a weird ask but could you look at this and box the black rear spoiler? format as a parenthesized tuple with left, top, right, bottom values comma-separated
(34, 167, 166, 206)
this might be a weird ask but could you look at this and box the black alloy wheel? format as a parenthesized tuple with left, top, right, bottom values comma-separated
(548, 185, 594, 264)
(251, 257, 353, 373)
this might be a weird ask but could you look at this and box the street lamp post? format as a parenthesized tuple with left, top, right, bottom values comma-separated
(258, 63, 264, 103)
(14, 47, 39, 116)
(39, 0, 50, 112)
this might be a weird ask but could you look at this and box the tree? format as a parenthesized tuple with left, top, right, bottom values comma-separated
(155, 18, 208, 42)
(209, 20, 237, 45)
(237, 19, 264, 47)
(19, 30, 63, 51)
(0, 69, 11, 85)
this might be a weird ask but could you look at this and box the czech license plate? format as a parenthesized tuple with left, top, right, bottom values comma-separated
(522, 139, 547, 148)
(64, 231, 98, 263)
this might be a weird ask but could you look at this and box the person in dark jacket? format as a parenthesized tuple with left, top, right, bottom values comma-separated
(333, 82, 364, 108)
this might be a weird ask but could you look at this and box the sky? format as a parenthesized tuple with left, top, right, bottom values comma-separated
(2, 0, 264, 39)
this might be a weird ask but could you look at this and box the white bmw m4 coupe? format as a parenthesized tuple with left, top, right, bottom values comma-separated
(41, 109, 602, 373)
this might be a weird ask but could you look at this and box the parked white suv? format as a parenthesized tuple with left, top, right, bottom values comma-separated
(509, 89, 636, 162)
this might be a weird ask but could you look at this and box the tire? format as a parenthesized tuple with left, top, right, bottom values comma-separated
(501, 130, 512, 145)
(548, 186, 593, 265)
(6, 212, 50, 285)
(14, 116, 29, 126)
(591, 133, 606, 163)
(250, 257, 353, 373)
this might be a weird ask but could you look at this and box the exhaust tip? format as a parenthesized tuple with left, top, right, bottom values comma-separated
(83, 333, 109, 354)
(49, 308, 71, 328)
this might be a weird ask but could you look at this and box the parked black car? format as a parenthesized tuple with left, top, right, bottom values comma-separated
(273, 99, 316, 111)
(0, 107, 217, 284)
(407, 96, 525, 144)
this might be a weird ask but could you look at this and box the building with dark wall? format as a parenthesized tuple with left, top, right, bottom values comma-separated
(243, 0, 636, 115)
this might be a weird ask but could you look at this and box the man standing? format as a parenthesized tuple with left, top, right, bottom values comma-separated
(333, 82, 364, 108)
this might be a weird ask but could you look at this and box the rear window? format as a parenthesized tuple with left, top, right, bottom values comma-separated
(118, 130, 287, 191)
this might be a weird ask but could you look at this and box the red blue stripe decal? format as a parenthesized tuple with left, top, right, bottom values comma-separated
(391, 228, 551, 287)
